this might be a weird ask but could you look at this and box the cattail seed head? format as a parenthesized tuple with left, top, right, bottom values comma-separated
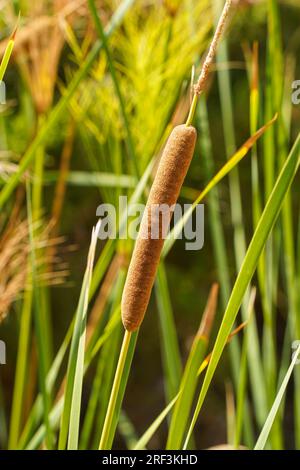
(122, 125, 197, 331)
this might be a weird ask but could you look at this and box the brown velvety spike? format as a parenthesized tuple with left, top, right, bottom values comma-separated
(122, 125, 197, 331)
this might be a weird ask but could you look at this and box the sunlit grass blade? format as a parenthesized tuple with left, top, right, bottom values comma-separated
(90, 157, 155, 300)
(59, 221, 100, 450)
(183, 132, 300, 449)
(163, 114, 277, 257)
(134, 302, 250, 451)
(67, 222, 101, 449)
(0, 0, 135, 209)
(44, 171, 136, 188)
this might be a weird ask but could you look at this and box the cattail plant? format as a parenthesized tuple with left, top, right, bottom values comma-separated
(99, 0, 233, 450)
(122, 0, 232, 333)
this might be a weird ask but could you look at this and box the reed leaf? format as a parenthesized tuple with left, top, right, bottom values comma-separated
(184, 131, 300, 449)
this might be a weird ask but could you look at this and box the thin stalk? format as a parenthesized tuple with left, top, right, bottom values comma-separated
(185, 94, 198, 127)
(99, 329, 132, 450)
(8, 279, 33, 449)
(90, 272, 125, 449)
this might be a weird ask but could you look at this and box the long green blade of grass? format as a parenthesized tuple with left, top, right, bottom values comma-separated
(0, 0, 135, 209)
(21, 309, 120, 450)
(134, 396, 178, 451)
(254, 344, 300, 450)
(155, 263, 182, 403)
(234, 287, 256, 448)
